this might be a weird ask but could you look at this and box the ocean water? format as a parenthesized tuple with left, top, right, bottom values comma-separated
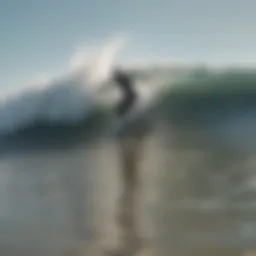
(1, 50, 256, 256)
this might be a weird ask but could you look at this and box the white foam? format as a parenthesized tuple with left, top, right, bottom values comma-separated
(0, 37, 125, 134)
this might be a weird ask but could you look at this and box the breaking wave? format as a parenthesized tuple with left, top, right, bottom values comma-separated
(0, 38, 125, 135)
(1, 34, 256, 140)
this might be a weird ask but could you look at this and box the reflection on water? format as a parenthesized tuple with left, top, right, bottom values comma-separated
(0, 114, 256, 255)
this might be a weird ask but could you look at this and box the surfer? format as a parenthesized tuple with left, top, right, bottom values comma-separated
(112, 69, 137, 119)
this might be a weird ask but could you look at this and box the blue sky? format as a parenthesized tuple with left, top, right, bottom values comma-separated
(1, 0, 256, 89)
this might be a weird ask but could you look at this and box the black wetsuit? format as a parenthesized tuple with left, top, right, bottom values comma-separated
(113, 71, 137, 118)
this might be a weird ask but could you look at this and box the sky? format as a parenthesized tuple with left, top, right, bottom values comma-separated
(0, 0, 256, 89)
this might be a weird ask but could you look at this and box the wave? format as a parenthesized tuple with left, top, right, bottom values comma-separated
(0, 38, 125, 135)
(1, 35, 256, 138)
(0, 37, 184, 136)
